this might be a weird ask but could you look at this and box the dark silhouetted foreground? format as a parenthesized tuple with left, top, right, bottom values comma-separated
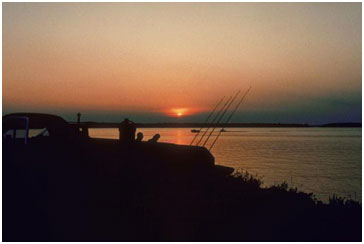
(3, 113, 361, 241)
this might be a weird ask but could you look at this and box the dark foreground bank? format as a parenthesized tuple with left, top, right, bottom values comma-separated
(3, 113, 361, 241)
(3, 154, 361, 241)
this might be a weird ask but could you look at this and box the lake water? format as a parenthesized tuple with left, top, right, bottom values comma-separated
(89, 127, 362, 202)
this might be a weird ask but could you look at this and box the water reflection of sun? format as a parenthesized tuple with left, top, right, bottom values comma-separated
(176, 129, 184, 144)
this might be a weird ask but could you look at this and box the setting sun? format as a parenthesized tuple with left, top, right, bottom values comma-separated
(163, 108, 191, 118)
(170, 108, 187, 117)
(162, 107, 206, 118)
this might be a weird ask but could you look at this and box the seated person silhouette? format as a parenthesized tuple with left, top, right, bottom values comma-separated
(148, 134, 160, 143)
(136, 132, 143, 142)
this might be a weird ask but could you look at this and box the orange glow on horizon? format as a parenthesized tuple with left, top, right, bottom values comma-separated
(164, 107, 206, 118)
(170, 108, 188, 118)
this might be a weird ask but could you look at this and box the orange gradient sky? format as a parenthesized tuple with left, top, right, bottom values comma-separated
(3, 3, 362, 123)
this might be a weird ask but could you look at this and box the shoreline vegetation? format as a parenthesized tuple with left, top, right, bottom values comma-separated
(201, 171, 362, 241)
(72, 122, 362, 128)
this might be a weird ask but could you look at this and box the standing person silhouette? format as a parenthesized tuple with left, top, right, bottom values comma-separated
(119, 118, 136, 144)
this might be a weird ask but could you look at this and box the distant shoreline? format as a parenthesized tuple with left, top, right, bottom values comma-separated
(73, 122, 362, 128)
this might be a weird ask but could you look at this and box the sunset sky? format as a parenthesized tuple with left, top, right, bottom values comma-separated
(3, 3, 362, 124)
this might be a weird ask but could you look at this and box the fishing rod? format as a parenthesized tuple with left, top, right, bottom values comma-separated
(202, 90, 241, 147)
(195, 95, 233, 146)
(190, 96, 225, 146)
(209, 86, 252, 151)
